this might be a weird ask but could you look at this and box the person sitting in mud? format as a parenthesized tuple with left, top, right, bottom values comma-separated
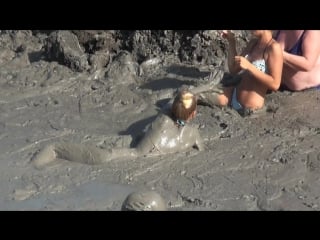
(32, 90, 204, 168)
(273, 30, 320, 91)
(196, 30, 283, 116)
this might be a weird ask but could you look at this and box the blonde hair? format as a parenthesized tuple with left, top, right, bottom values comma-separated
(171, 90, 197, 121)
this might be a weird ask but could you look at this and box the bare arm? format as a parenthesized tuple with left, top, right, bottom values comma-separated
(222, 31, 256, 75)
(238, 41, 283, 91)
(283, 30, 320, 71)
(222, 30, 240, 74)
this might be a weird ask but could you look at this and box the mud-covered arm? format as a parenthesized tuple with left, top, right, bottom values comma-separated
(193, 129, 205, 151)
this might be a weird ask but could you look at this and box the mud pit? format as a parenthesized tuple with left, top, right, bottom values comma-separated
(0, 30, 319, 210)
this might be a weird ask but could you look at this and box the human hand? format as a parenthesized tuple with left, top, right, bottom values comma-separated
(234, 55, 251, 71)
(220, 30, 235, 41)
(282, 51, 289, 63)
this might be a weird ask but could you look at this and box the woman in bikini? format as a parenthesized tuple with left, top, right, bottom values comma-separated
(32, 90, 204, 168)
(273, 30, 320, 91)
(199, 30, 283, 114)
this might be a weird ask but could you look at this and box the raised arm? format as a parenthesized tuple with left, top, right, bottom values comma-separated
(222, 30, 240, 74)
(222, 30, 256, 75)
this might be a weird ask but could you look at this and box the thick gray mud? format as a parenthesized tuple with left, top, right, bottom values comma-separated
(0, 30, 319, 210)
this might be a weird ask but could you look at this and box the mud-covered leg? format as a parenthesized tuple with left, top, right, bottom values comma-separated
(33, 142, 140, 168)
(197, 92, 221, 107)
(190, 69, 225, 95)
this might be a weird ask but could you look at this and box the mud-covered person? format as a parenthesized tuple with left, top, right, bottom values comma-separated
(273, 30, 320, 91)
(32, 90, 204, 168)
(198, 30, 283, 116)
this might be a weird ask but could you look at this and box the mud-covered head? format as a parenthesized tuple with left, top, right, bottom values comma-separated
(121, 191, 167, 211)
(171, 90, 197, 123)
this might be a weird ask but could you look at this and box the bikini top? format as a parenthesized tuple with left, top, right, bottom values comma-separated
(248, 38, 274, 73)
(275, 30, 305, 56)
(252, 59, 267, 73)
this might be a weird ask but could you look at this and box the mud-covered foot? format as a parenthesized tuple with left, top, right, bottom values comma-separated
(197, 92, 221, 108)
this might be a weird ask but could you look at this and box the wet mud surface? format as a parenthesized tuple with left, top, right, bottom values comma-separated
(0, 30, 319, 210)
